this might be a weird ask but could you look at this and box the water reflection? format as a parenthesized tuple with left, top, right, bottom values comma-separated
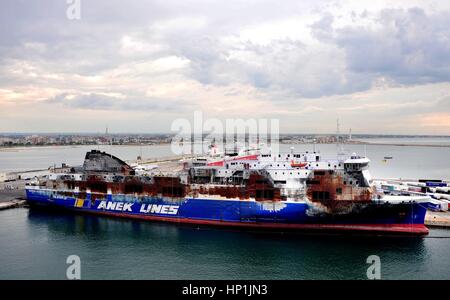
(25, 207, 431, 279)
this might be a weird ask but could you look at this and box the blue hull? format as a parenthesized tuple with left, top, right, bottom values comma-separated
(25, 188, 429, 235)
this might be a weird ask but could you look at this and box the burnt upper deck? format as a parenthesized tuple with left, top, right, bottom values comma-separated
(81, 150, 135, 175)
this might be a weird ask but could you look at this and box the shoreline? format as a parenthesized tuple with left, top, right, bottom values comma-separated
(348, 141, 450, 148)
(0, 142, 171, 152)
(282, 141, 450, 148)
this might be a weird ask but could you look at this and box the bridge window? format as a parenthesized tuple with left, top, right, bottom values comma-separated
(256, 189, 274, 200)
(312, 191, 330, 201)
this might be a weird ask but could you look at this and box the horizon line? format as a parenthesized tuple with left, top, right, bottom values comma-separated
(0, 132, 449, 138)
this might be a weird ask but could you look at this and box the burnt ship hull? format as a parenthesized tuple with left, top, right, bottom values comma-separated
(26, 187, 429, 235)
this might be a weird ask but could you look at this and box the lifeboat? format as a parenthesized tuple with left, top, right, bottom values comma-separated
(290, 161, 307, 168)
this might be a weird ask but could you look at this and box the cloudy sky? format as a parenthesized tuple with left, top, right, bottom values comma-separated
(1, 0, 450, 134)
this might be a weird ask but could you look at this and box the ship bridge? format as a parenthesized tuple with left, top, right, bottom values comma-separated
(343, 153, 370, 172)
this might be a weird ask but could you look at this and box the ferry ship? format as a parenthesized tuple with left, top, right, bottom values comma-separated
(25, 148, 432, 235)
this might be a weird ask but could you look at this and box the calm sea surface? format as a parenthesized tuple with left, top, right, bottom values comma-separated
(0, 208, 449, 280)
(0, 138, 449, 279)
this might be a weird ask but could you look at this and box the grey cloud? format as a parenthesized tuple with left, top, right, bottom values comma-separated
(334, 8, 450, 84)
(167, 7, 450, 99)
(0, 0, 324, 76)
(2, 1, 450, 102)
(47, 93, 189, 112)
(436, 96, 450, 110)
(310, 13, 334, 41)
(47, 93, 116, 110)
(0, 0, 366, 99)
(172, 36, 370, 98)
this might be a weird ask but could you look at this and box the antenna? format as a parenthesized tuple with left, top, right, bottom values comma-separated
(336, 118, 340, 141)
(336, 118, 345, 158)
(336, 118, 340, 149)
(105, 125, 112, 146)
(191, 132, 194, 156)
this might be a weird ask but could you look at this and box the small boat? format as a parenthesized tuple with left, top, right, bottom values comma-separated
(384, 156, 393, 159)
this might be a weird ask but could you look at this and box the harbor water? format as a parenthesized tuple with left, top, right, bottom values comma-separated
(0, 207, 449, 279)
(0, 138, 449, 279)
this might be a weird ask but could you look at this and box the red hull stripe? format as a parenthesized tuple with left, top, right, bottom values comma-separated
(78, 209, 429, 235)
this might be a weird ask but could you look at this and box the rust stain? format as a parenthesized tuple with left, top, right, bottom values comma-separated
(246, 173, 281, 201)
(306, 170, 372, 212)
(61, 171, 284, 201)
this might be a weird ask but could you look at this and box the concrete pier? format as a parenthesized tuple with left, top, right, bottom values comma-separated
(425, 211, 450, 227)
(128, 155, 193, 175)
(0, 199, 26, 210)
(0, 180, 27, 210)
